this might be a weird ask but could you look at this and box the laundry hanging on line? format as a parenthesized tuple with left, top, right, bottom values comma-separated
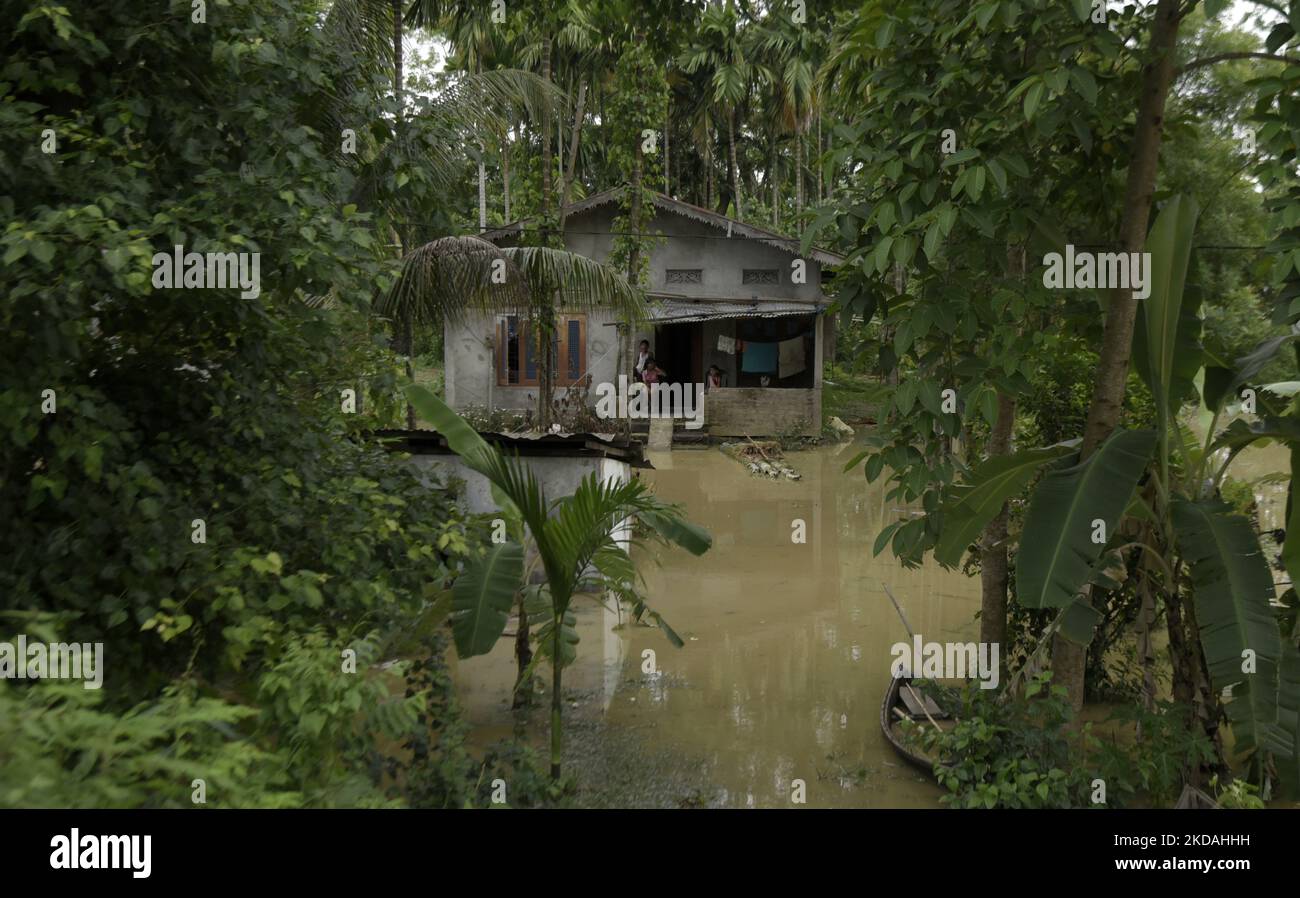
(716, 334, 736, 355)
(778, 336, 806, 379)
(740, 341, 778, 374)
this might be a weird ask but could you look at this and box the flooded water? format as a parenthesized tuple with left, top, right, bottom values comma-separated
(452, 424, 1293, 807)
(452, 440, 982, 808)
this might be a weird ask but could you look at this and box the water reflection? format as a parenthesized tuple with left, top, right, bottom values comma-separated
(452, 430, 1291, 807)
(589, 443, 979, 807)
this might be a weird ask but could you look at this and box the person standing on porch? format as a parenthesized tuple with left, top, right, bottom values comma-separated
(633, 340, 650, 381)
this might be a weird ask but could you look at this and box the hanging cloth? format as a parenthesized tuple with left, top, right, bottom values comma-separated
(778, 336, 806, 379)
(741, 341, 778, 374)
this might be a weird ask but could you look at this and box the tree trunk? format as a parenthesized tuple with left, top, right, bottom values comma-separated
(705, 146, 714, 209)
(540, 37, 554, 227)
(502, 124, 511, 222)
(392, 0, 403, 115)
(537, 36, 555, 430)
(771, 144, 779, 228)
(391, 0, 415, 429)
(816, 112, 823, 202)
(512, 598, 532, 709)
(979, 392, 1015, 651)
(664, 109, 670, 194)
(728, 109, 742, 219)
(795, 130, 804, 223)
(549, 616, 563, 780)
(626, 146, 644, 284)
(1051, 0, 1184, 712)
(559, 79, 588, 230)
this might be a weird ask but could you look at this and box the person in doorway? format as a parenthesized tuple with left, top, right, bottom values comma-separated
(641, 357, 665, 385)
(633, 339, 650, 381)
(706, 365, 725, 392)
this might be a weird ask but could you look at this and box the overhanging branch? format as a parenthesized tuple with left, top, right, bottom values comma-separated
(1177, 51, 1300, 75)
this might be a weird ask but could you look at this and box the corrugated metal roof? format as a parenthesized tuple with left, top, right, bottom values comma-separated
(613, 297, 825, 324)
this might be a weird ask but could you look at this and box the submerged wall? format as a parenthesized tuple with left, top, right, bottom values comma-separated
(705, 387, 821, 437)
(408, 453, 635, 547)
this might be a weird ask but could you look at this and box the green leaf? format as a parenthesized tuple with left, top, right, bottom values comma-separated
(1132, 195, 1200, 415)
(30, 240, 55, 264)
(1203, 334, 1300, 412)
(1070, 0, 1092, 20)
(923, 220, 943, 261)
(1173, 497, 1288, 755)
(874, 236, 895, 273)
(1016, 430, 1156, 609)
(875, 19, 896, 48)
(536, 610, 580, 669)
(1023, 80, 1045, 121)
(1068, 66, 1098, 104)
(450, 542, 524, 658)
(934, 442, 1077, 567)
(895, 378, 919, 415)
(1057, 600, 1103, 646)
(1211, 416, 1300, 453)
(1276, 643, 1300, 797)
(640, 508, 712, 556)
(1286, 445, 1300, 587)
(404, 383, 518, 513)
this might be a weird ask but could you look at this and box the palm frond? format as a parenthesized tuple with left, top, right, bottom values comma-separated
(499, 246, 647, 326)
(378, 236, 530, 328)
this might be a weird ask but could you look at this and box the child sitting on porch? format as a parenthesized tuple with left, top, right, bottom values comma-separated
(641, 357, 665, 385)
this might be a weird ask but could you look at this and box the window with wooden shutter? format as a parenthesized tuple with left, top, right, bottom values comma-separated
(496, 314, 587, 386)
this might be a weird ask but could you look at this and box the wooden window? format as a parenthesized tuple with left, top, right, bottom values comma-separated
(496, 314, 587, 386)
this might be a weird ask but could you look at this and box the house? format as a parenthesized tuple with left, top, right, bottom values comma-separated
(442, 188, 843, 438)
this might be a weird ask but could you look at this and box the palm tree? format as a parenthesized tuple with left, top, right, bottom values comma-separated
(319, 1, 558, 426)
(753, 12, 820, 227)
(381, 236, 648, 430)
(679, 1, 756, 219)
(404, 384, 711, 780)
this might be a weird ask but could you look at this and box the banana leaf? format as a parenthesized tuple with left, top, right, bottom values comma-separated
(1132, 195, 1201, 415)
(1172, 497, 1289, 756)
(1276, 642, 1300, 797)
(450, 542, 524, 658)
(933, 442, 1077, 567)
(1203, 334, 1300, 413)
(1016, 429, 1156, 609)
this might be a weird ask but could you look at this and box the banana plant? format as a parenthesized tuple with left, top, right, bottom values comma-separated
(933, 194, 1300, 791)
(404, 383, 711, 780)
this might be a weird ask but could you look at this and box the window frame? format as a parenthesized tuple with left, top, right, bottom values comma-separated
(495, 314, 587, 387)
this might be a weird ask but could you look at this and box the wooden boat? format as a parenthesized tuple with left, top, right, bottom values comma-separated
(1174, 784, 1220, 809)
(880, 673, 950, 774)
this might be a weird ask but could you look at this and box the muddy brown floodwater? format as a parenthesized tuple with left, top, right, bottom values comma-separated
(452, 440, 981, 808)
(451, 428, 1292, 808)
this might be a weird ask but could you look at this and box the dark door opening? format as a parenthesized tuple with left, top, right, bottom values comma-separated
(653, 322, 702, 385)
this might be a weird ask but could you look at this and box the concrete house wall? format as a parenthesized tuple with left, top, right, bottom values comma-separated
(443, 196, 834, 435)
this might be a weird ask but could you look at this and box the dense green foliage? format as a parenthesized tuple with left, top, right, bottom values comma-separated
(0, 0, 553, 808)
(910, 675, 1218, 808)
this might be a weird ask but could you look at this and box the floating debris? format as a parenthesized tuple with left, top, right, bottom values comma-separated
(719, 437, 801, 480)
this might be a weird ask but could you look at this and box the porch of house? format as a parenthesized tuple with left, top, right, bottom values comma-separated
(620, 300, 827, 439)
